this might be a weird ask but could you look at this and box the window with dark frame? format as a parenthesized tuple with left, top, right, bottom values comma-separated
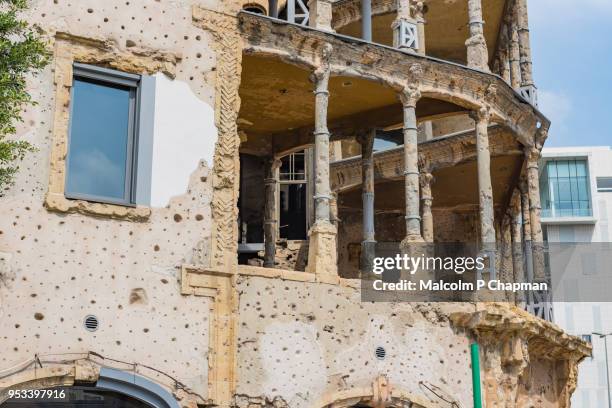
(596, 177, 612, 192)
(65, 63, 141, 206)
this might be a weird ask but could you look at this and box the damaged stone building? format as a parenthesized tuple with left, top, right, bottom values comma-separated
(0, 0, 591, 407)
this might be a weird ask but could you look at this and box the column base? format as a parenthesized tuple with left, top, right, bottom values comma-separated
(399, 234, 424, 253)
(306, 221, 338, 283)
(465, 34, 490, 72)
(360, 240, 377, 275)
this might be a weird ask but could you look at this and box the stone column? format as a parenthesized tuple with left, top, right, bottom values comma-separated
(515, 0, 533, 87)
(508, 17, 521, 89)
(519, 178, 534, 282)
(263, 157, 281, 268)
(362, 0, 372, 41)
(393, 0, 419, 51)
(413, 1, 427, 54)
(308, 0, 334, 32)
(269, 0, 278, 17)
(525, 145, 545, 281)
(509, 191, 525, 287)
(472, 108, 496, 277)
(306, 45, 338, 281)
(497, 22, 511, 83)
(465, 0, 489, 71)
(420, 172, 434, 242)
(358, 130, 376, 271)
(399, 88, 423, 249)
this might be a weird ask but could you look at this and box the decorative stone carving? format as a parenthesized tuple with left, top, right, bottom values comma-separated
(192, 8, 243, 270)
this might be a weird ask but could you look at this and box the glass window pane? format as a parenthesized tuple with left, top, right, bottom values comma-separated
(547, 161, 557, 178)
(558, 178, 571, 201)
(570, 179, 579, 202)
(569, 160, 577, 178)
(576, 161, 587, 176)
(578, 177, 589, 200)
(66, 78, 132, 201)
(557, 161, 570, 177)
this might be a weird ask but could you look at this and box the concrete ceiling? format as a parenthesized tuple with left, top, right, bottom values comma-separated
(335, 0, 507, 65)
(239, 54, 466, 151)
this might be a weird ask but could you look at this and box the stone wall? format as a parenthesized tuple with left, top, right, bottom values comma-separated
(235, 275, 475, 408)
(0, 0, 227, 400)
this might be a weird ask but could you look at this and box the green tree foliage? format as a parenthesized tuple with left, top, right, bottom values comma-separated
(0, 0, 48, 193)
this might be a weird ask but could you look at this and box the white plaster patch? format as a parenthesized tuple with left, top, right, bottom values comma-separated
(259, 321, 327, 405)
(150, 73, 217, 207)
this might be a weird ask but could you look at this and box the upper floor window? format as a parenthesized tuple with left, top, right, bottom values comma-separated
(540, 159, 592, 218)
(65, 64, 153, 206)
(596, 177, 612, 192)
(279, 150, 309, 240)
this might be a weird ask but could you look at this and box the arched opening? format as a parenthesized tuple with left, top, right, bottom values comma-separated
(1, 367, 180, 408)
(2, 387, 153, 408)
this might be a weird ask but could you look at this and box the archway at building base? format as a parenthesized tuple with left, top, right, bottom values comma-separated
(317, 376, 436, 408)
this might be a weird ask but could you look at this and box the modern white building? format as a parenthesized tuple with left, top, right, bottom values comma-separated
(541, 146, 612, 407)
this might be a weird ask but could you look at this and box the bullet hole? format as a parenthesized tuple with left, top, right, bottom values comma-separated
(143, 328, 149, 333)
(195, 214, 203, 221)
(129, 288, 148, 305)
(14, 324, 20, 328)
(196, 35, 201, 41)
(160, 278, 168, 284)
(87, 8, 93, 13)
(154, 244, 160, 251)
(30, 293, 37, 297)
(126, 39, 136, 47)
(116, 340, 121, 345)
(34, 313, 44, 320)
(173, 214, 182, 222)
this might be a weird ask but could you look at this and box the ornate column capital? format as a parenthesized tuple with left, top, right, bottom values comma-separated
(399, 86, 421, 108)
(469, 106, 491, 123)
(524, 145, 541, 166)
(411, 1, 427, 23)
(311, 43, 333, 84)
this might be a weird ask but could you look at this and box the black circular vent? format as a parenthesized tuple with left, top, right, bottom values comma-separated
(375, 346, 386, 360)
(84, 315, 99, 332)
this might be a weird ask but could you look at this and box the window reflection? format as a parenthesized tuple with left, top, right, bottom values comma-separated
(66, 78, 134, 203)
(540, 159, 592, 218)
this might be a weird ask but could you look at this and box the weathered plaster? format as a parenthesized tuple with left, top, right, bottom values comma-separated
(151, 73, 218, 208)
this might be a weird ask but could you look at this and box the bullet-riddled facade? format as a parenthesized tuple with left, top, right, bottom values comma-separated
(0, 1, 591, 408)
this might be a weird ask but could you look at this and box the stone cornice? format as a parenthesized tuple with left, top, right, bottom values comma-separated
(329, 126, 522, 192)
(449, 302, 591, 361)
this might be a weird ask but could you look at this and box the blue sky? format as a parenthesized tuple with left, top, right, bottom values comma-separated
(528, 0, 612, 147)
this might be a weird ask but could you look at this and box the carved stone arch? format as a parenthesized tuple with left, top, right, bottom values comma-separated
(0, 359, 189, 408)
(316, 376, 435, 408)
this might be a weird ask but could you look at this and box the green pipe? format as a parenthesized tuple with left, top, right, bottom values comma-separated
(471, 343, 483, 408)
